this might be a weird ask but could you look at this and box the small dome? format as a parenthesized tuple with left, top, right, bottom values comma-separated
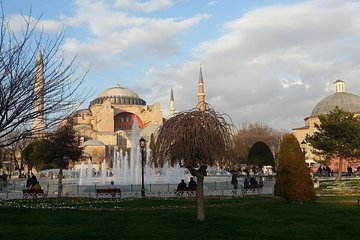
(82, 139, 105, 146)
(90, 84, 146, 106)
(73, 109, 91, 116)
(311, 92, 360, 117)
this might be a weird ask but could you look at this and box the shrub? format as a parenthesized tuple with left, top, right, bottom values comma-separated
(274, 133, 315, 202)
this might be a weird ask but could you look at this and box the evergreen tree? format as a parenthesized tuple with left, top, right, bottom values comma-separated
(49, 123, 82, 197)
(247, 141, 275, 167)
(274, 133, 315, 202)
(22, 139, 53, 173)
(22, 123, 82, 196)
(305, 107, 360, 180)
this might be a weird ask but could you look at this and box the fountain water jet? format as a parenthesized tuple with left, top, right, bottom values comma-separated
(78, 118, 188, 186)
(100, 159, 107, 184)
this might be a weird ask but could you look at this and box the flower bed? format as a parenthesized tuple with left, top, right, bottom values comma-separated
(316, 179, 360, 196)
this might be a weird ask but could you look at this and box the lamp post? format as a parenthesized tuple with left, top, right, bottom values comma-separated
(139, 137, 146, 197)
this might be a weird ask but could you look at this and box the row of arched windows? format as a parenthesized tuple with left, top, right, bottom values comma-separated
(90, 96, 146, 106)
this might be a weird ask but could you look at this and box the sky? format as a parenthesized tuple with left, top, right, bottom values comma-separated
(3, 0, 360, 131)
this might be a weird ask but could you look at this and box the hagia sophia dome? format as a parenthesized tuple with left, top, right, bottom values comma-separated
(310, 80, 360, 117)
(90, 84, 146, 106)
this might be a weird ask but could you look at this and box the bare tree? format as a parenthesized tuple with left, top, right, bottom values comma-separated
(233, 122, 285, 165)
(6, 129, 29, 177)
(0, 8, 87, 147)
(152, 104, 235, 221)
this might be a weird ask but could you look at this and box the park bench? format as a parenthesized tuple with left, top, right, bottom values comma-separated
(175, 187, 196, 196)
(22, 189, 47, 198)
(96, 188, 121, 198)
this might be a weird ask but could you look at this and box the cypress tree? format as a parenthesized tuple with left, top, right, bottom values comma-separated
(274, 133, 315, 202)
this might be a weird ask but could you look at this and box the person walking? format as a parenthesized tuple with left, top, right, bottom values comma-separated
(231, 172, 238, 193)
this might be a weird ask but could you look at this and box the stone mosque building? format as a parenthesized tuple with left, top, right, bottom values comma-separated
(67, 68, 205, 169)
(68, 84, 164, 166)
(292, 80, 360, 171)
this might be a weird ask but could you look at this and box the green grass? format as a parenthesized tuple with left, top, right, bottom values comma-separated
(0, 196, 359, 240)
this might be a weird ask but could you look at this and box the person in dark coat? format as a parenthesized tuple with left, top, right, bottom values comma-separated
(176, 179, 187, 191)
(188, 177, 197, 190)
(26, 173, 37, 189)
(244, 178, 250, 189)
(231, 173, 238, 190)
(250, 176, 258, 187)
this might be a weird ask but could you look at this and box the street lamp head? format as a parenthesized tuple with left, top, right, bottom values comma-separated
(139, 137, 146, 149)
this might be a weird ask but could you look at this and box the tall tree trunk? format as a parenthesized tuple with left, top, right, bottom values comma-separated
(336, 157, 343, 180)
(190, 164, 207, 222)
(188, 165, 207, 221)
(196, 173, 205, 221)
(57, 168, 63, 197)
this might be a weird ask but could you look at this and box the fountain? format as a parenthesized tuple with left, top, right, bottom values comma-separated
(110, 147, 186, 185)
(34, 114, 232, 190)
(79, 159, 94, 186)
(76, 118, 188, 186)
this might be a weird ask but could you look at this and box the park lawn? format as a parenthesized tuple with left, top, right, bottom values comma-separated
(0, 196, 359, 240)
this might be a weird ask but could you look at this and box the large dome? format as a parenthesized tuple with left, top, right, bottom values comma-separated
(98, 85, 140, 98)
(90, 84, 146, 106)
(311, 92, 360, 117)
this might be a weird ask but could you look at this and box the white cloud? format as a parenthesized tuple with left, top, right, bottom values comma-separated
(60, 0, 209, 71)
(10, 0, 360, 131)
(142, 0, 360, 130)
(6, 15, 63, 33)
(115, 0, 173, 12)
(208, 1, 217, 6)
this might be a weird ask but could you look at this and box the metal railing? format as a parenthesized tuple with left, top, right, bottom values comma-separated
(0, 179, 275, 200)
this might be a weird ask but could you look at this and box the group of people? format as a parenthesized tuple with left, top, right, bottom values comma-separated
(26, 173, 42, 190)
(176, 177, 197, 191)
(243, 176, 263, 189)
(316, 166, 333, 177)
(231, 172, 264, 191)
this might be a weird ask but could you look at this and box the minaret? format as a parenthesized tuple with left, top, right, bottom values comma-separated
(334, 79, 345, 93)
(32, 51, 45, 137)
(169, 88, 175, 117)
(197, 67, 205, 112)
